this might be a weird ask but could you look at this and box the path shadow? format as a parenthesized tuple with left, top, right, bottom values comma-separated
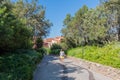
(64, 62, 95, 80)
(33, 55, 95, 80)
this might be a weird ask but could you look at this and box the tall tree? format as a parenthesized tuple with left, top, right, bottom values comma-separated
(12, 0, 52, 37)
(61, 4, 112, 48)
(0, 1, 31, 52)
(102, 0, 120, 41)
(82, 6, 109, 41)
(62, 5, 89, 47)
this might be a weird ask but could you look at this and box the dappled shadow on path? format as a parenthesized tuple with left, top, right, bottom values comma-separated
(59, 60, 95, 80)
(66, 62, 95, 80)
(33, 55, 95, 80)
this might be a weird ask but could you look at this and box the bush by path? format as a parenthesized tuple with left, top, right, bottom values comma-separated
(68, 42, 120, 68)
(0, 50, 43, 80)
(49, 44, 62, 55)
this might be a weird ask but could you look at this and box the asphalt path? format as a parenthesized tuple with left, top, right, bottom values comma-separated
(33, 55, 113, 80)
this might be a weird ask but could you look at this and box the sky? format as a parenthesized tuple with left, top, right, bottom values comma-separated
(40, 0, 100, 38)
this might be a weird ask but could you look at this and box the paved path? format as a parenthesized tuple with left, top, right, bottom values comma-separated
(33, 55, 113, 80)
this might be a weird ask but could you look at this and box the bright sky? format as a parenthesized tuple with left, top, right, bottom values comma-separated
(40, 0, 100, 38)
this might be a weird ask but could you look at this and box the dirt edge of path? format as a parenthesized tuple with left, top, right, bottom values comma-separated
(68, 56, 120, 80)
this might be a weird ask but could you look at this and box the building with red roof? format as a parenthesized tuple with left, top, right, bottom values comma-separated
(43, 36, 63, 48)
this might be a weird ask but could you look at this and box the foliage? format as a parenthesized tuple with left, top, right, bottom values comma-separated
(12, 0, 52, 37)
(44, 47, 50, 55)
(0, 0, 50, 80)
(0, 50, 43, 80)
(36, 37, 43, 48)
(102, 0, 120, 40)
(50, 49, 61, 55)
(68, 42, 120, 68)
(50, 44, 62, 50)
(0, 0, 52, 52)
(50, 44, 62, 55)
(0, 2, 32, 52)
(60, 41, 68, 50)
(61, 1, 120, 48)
(36, 47, 47, 56)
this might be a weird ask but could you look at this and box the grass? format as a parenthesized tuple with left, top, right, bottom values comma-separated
(67, 42, 120, 68)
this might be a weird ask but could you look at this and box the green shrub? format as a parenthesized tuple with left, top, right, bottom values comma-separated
(0, 4, 32, 53)
(50, 44, 62, 55)
(44, 48, 50, 55)
(50, 44, 62, 50)
(36, 37, 43, 48)
(50, 49, 61, 55)
(0, 50, 42, 80)
(36, 47, 47, 56)
(60, 42, 68, 50)
(68, 42, 120, 68)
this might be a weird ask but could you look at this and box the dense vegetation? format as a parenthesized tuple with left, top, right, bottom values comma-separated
(61, 0, 120, 68)
(0, 0, 52, 52)
(0, 0, 119, 79)
(0, 0, 51, 80)
(62, 0, 120, 48)
(50, 44, 62, 55)
(0, 1, 32, 52)
(68, 42, 120, 68)
(0, 50, 43, 80)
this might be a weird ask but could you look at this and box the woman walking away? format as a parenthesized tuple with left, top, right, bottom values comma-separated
(59, 49, 65, 62)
